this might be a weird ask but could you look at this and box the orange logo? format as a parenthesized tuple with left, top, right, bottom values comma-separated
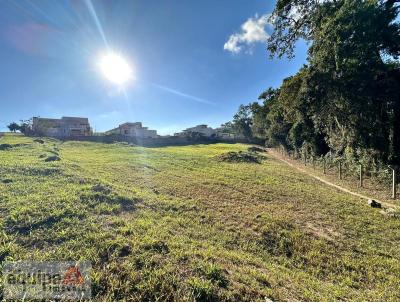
(62, 266, 84, 285)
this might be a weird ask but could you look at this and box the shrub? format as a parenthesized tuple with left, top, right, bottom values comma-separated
(44, 155, 60, 162)
(217, 151, 264, 164)
(248, 146, 265, 153)
(0, 144, 12, 151)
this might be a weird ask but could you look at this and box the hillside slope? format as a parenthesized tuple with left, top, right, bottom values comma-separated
(1, 134, 400, 301)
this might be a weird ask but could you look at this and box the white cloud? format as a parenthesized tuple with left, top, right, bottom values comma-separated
(224, 13, 271, 54)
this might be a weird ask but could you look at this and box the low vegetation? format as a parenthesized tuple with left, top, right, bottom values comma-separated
(1, 134, 400, 301)
(216, 151, 265, 164)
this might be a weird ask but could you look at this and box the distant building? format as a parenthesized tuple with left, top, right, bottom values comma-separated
(215, 123, 245, 139)
(215, 130, 233, 139)
(32, 116, 92, 137)
(174, 124, 216, 138)
(105, 122, 158, 138)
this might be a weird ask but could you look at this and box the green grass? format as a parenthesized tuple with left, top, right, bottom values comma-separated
(1, 134, 400, 301)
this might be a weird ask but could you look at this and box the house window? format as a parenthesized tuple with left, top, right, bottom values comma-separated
(124, 130, 129, 135)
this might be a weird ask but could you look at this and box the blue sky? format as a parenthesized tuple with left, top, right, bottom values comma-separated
(0, 0, 308, 135)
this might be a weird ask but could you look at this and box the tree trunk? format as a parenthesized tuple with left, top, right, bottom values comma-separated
(390, 99, 400, 165)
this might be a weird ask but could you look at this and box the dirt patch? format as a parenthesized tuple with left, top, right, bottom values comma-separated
(305, 222, 341, 242)
(217, 151, 265, 164)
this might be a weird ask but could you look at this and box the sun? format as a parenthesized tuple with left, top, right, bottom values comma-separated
(98, 53, 133, 85)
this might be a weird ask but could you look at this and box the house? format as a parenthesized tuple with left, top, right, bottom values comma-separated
(215, 123, 245, 139)
(174, 125, 216, 138)
(105, 122, 158, 138)
(32, 116, 92, 137)
(215, 126, 237, 139)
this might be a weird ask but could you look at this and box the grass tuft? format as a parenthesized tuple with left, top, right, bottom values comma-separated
(188, 277, 215, 302)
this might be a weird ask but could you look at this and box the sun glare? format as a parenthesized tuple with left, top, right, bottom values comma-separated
(98, 53, 133, 85)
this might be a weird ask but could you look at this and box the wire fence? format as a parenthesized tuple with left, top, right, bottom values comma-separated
(275, 147, 398, 200)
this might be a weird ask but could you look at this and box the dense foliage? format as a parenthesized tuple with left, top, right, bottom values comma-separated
(232, 0, 400, 167)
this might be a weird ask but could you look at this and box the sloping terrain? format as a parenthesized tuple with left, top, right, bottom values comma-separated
(1, 134, 400, 301)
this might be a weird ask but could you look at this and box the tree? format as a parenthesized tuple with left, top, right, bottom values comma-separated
(232, 104, 253, 140)
(19, 119, 33, 135)
(262, 0, 400, 164)
(250, 88, 279, 140)
(7, 122, 20, 133)
(218, 122, 235, 135)
(267, 0, 333, 58)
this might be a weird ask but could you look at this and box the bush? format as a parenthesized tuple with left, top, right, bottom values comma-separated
(217, 151, 265, 164)
(248, 146, 265, 153)
(44, 155, 60, 162)
(0, 144, 12, 151)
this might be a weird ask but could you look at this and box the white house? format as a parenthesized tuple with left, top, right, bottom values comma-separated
(105, 122, 158, 138)
(215, 124, 245, 139)
(175, 124, 216, 138)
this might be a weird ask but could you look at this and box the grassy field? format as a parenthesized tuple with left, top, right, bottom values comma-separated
(1, 133, 400, 301)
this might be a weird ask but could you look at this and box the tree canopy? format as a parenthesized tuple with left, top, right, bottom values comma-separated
(7, 122, 20, 133)
(231, 0, 400, 166)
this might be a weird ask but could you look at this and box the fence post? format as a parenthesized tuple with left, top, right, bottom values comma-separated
(338, 161, 342, 180)
(323, 158, 326, 174)
(389, 166, 397, 199)
(359, 164, 363, 188)
(304, 149, 307, 166)
(312, 156, 315, 169)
